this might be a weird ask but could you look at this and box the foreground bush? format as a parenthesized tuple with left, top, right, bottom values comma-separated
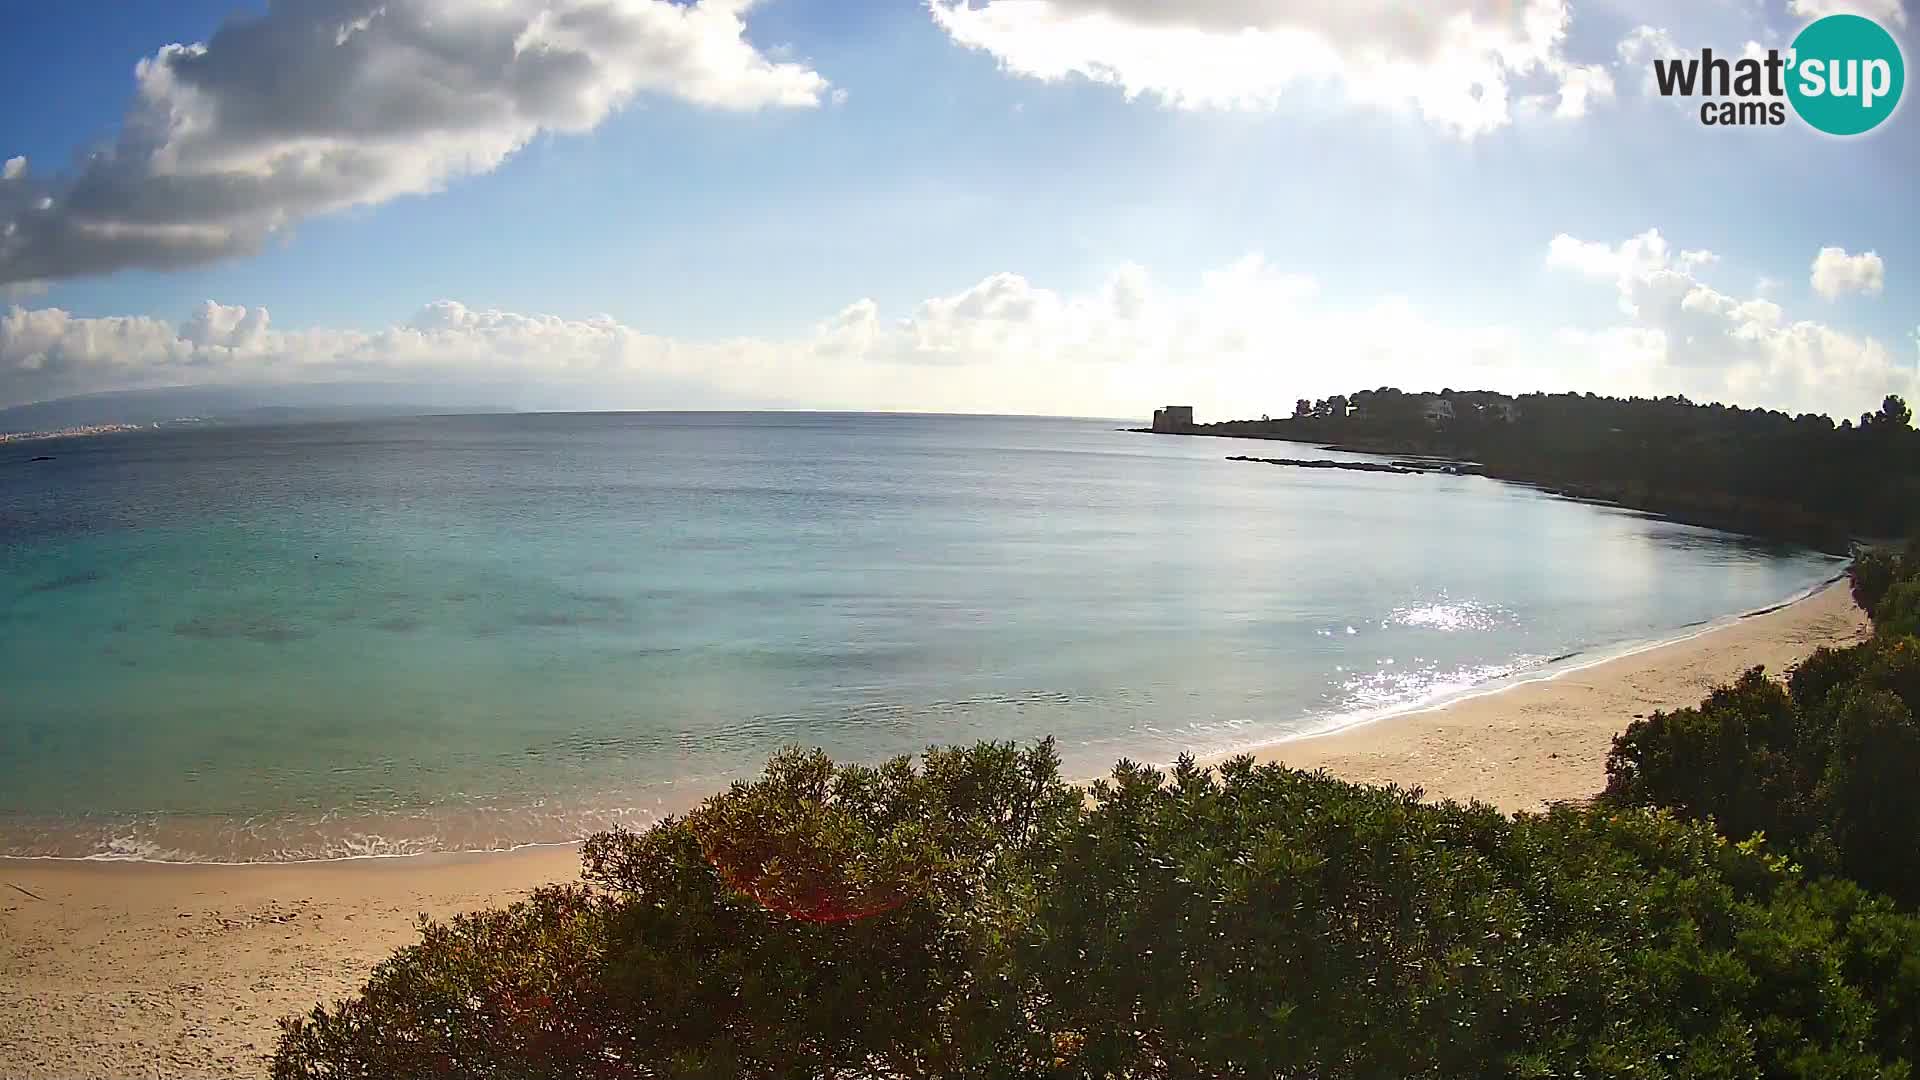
(1604, 548, 1920, 907)
(1851, 547, 1906, 615)
(277, 740, 1920, 1079)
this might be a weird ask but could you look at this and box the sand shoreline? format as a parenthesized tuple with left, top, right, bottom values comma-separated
(1210, 576, 1868, 813)
(0, 579, 1872, 1078)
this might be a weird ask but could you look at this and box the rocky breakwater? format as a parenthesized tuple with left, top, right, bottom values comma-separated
(1226, 455, 1482, 476)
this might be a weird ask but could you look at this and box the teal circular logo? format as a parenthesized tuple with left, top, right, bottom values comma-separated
(1787, 14, 1904, 135)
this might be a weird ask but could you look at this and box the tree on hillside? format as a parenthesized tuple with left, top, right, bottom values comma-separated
(1863, 394, 1914, 434)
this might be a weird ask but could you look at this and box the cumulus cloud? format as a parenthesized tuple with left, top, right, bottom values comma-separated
(1615, 25, 1679, 64)
(1789, 0, 1908, 28)
(1546, 228, 1679, 293)
(8, 244, 1910, 420)
(928, 0, 1613, 137)
(0, 256, 1525, 417)
(1, 298, 772, 408)
(181, 300, 271, 350)
(1810, 247, 1886, 300)
(1550, 61, 1616, 119)
(0, 0, 828, 285)
(1615, 25, 1685, 97)
(1547, 229, 1912, 414)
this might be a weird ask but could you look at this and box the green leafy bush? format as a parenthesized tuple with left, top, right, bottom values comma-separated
(1606, 551, 1920, 911)
(277, 742, 1920, 1079)
(1851, 549, 1905, 614)
(276, 741, 1079, 1079)
(1876, 579, 1920, 639)
(1603, 668, 1813, 850)
(1818, 688, 1920, 902)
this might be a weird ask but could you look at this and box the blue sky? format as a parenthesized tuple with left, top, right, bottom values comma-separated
(0, 0, 1915, 419)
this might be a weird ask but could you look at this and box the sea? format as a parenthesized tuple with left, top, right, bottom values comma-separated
(0, 412, 1844, 862)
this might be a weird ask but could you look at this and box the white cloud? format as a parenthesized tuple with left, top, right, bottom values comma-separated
(1789, 0, 1908, 28)
(181, 300, 272, 351)
(1546, 229, 1682, 302)
(1810, 247, 1886, 300)
(1615, 25, 1681, 96)
(1548, 229, 1912, 414)
(8, 243, 1910, 421)
(0, 258, 1508, 416)
(0, 0, 828, 285)
(928, 0, 1612, 137)
(1553, 61, 1618, 118)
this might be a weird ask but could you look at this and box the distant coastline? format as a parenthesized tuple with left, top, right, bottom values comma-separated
(1206, 426, 1856, 554)
(0, 423, 149, 444)
(0, 384, 517, 438)
(1126, 387, 1920, 554)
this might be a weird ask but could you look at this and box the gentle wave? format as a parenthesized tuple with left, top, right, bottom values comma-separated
(0, 798, 681, 865)
(3, 579, 1844, 865)
(1181, 573, 1848, 766)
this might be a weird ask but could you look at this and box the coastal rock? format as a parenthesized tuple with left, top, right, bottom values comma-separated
(1225, 455, 1483, 477)
(1226, 455, 1420, 475)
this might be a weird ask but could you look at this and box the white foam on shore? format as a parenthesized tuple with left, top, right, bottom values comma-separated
(1163, 571, 1849, 769)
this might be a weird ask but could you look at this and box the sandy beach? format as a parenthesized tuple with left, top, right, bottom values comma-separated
(1226, 577, 1868, 811)
(0, 579, 1871, 1079)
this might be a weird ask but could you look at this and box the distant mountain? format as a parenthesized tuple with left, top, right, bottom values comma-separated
(0, 385, 516, 433)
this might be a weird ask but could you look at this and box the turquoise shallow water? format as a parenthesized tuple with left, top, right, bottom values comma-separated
(0, 413, 1842, 861)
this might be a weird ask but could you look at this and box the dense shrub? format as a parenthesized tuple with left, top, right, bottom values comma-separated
(278, 742, 1920, 1079)
(273, 886, 623, 1078)
(1818, 688, 1920, 902)
(1877, 579, 1920, 639)
(1605, 550, 1920, 909)
(276, 741, 1079, 1079)
(1852, 548, 1906, 614)
(1603, 668, 1813, 849)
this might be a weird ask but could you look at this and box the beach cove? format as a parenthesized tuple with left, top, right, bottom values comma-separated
(2, 414, 1845, 863)
(0, 579, 1870, 1078)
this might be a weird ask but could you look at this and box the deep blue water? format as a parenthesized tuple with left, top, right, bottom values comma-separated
(0, 412, 1841, 860)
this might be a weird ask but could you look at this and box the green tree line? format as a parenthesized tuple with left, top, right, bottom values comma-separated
(1200, 390, 1920, 550)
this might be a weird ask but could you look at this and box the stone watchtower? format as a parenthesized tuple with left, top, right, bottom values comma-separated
(1151, 405, 1195, 433)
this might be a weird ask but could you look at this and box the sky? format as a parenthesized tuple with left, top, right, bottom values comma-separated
(0, 0, 1916, 421)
